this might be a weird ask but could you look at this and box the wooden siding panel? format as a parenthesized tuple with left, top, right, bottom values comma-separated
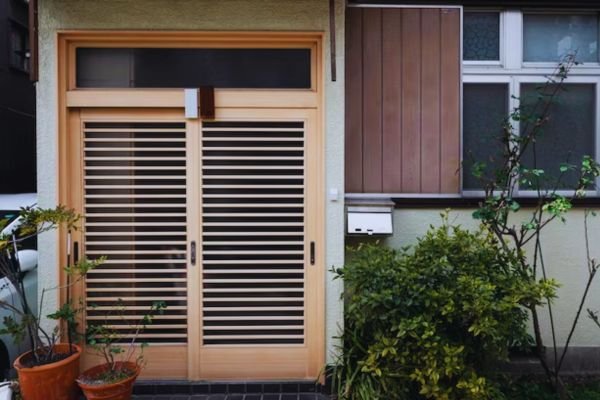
(401, 9, 421, 193)
(345, 7, 364, 192)
(440, 8, 461, 193)
(420, 9, 442, 193)
(362, 8, 383, 192)
(344, 7, 460, 194)
(382, 9, 403, 192)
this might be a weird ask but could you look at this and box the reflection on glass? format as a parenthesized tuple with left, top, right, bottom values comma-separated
(524, 14, 599, 62)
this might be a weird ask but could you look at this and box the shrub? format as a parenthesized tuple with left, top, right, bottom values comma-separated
(332, 216, 557, 400)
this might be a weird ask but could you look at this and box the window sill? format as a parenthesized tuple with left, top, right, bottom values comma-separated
(390, 196, 600, 209)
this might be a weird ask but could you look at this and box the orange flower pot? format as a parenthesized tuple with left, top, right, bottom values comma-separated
(13, 343, 82, 400)
(77, 361, 140, 400)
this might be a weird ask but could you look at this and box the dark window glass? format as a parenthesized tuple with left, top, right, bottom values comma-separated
(520, 83, 596, 190)
(9, 22, 30, 72)
(463, 83, 509, 190)
(76, 48, 312, 89)
(463, 12, 500, 61)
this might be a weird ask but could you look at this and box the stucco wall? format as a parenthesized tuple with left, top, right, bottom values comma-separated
(37, 0, 345, 362)
(349, 208, 600, 348)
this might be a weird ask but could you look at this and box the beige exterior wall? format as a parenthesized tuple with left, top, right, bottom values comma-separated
(349, 208, 600, 347)
(37, 0, 345, 362)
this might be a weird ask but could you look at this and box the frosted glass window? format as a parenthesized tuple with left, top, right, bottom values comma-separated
(520, 84, 596, 189)
(523, 14, 600, 63)
(463, 84, 509, 190)
(463, 12, 501, 61)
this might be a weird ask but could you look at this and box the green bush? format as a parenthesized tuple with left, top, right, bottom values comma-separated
(332, 217, 557, 400)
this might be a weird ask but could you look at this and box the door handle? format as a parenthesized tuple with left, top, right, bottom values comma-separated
(310, 241, 315, 265)
(191, 241, 197, 266)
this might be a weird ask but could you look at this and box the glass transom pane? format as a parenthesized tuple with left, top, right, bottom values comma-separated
(463, 12, 500, 61)
(523, 14, 599, 63)
(76, 48, 312, 89)
(462, 83, 509, 190)
(520, 83, 596, 190)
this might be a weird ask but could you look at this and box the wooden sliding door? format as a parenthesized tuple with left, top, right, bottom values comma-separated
(69, 106, 323, 380)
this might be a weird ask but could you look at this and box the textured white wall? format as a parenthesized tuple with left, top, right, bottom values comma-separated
(348, 208, 600, 347)
(37, 0, 345, 362)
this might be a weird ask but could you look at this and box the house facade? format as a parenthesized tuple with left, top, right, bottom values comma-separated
(35, 0, 600, 381)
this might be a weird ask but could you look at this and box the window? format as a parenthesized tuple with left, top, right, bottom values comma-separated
(8, 22, 30, 73)
(463, 12, 501, 62)
(76, 48, 312, 89)
(523, 13, 599, 63)
(462, 83, 509, 190)
(463, 10, 600, 196)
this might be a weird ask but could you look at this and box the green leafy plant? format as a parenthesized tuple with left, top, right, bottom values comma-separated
(0, 206, 103, 366)
(332, 216, 554, 400)
(82, 300, 167, 384)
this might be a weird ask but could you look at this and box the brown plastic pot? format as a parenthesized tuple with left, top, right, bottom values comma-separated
(77, 361, 140, 400)
(13, 343, 82, 400)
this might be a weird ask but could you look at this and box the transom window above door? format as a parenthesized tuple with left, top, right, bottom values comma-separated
(75, 47, 313, 89)
(462, 10, 600, 196)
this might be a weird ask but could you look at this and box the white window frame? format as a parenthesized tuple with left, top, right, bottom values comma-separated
(462, 8, 600, 198)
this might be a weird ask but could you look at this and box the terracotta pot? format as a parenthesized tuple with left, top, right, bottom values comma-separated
(77, 361, 140, 400)
(13, 343, 82, 400)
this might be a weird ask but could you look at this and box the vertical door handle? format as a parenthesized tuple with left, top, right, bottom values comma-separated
(73, 241, 79, 265)
(310, 241, 315, 265)
(191, 241, 197, 266)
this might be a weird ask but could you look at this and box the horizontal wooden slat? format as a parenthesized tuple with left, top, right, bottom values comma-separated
(203, 259, 303, 265)
(84, 128, 186, 133)
(87, 305, 187, 310)
(86, 278, 187, 283)
(86, 250, 186, 255)
(88, 269, 186, 273)
(203, 137, 303, 142)
(203, 279, 304, 284)
(204, 316, 304, 322)
(86, 287, 184, 292)
(85, 177, 184, 181)
(203, 325, 303, 330)
(205, 241, 303, 245)
(85, 166, 186, 171)
(85, 138, 186, 142)
(203, 307, 303, 311)
(202, 127, 304, 132)
(203, 335, 303, 340)
(202, 166, 304, 170)
(203, 297, 302, 302)
(203, 288, 304, 293)
(203, 175, 303, 179)
(203, 250, 303, 255)
(85, 241, 187, 245)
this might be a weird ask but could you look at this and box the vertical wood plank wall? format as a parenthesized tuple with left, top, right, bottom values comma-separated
(345, 7, 461, 194)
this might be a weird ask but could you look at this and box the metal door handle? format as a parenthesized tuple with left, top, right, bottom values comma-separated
(191, 241, 197, 266)
(310, 241, 315, 265)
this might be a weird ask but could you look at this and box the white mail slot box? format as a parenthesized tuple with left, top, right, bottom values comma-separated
(347, 208, 393, 235)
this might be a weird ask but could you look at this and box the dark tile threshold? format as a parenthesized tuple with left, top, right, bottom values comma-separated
(132, 395, 329, 400)
(133, 380, 331, 399)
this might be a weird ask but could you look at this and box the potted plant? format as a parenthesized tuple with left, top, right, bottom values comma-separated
(0, 206, 102, 400)
(76, 300, 166, 400)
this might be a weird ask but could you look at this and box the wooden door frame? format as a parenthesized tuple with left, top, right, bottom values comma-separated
(57, 31, 325, 380)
